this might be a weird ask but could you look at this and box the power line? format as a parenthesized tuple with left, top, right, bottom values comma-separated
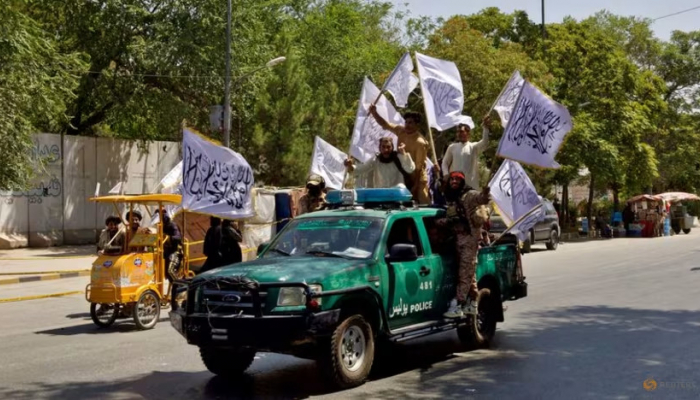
(652, 5, 700, 21)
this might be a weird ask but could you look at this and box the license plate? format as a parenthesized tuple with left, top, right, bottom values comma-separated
(169, 312, 183, 334)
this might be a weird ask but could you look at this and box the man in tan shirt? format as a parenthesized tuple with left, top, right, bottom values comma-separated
(369, 104, 431, 204)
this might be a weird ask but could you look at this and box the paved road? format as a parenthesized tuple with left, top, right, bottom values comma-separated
(1, 235, 699, 399)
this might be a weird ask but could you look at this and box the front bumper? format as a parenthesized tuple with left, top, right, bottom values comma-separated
(169, 308, 340, 348)
(168, 277, 341, 349)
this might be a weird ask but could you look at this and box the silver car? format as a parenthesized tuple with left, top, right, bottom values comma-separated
(489, 199, 561, 253)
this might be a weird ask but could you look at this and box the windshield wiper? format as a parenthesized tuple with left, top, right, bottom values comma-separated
(305, 250, 349, 259)
(269, 248, 291, 256)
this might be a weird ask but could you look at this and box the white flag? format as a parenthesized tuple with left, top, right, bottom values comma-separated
(383, 52, 419, 108)
(488, 159, 541, 227)
(415, 52, 468, 131)
(492, 70, 525, 128)
(310, 136, 348, 190)
(182, 128, 254, 219)
(158, 161, 183, 191)
(510, 203, 545, 242)
(496, 81, 572, 169)
(108, 182, 123, 195)
(350, 77, 404, 163)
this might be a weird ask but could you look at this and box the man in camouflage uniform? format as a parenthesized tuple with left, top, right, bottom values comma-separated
(298, 174, 327, 215)
(439, 171, 491, 318)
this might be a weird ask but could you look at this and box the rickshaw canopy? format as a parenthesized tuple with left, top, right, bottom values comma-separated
(89, 194, 183, 205)
(656, 192, 700, 202)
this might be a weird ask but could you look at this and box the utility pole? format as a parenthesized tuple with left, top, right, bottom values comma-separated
(541, 0, 546, 55)
(223, 0, 232, 148)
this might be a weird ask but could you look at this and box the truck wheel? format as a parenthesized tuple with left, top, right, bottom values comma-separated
(546, 229, 559, 250)
(320, 314, 375, 389)
(133, 290, 160, 330)
(457, 288, 499, 349)
(199, 346, 256, 378)
(90, 303, 118, 328)
(683, 228, 691, 234)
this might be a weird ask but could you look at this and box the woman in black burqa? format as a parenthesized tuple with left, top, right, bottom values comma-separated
(200, 217, 243, 274)
(201, 217, 223, 273)
(220, 220, 243, 265)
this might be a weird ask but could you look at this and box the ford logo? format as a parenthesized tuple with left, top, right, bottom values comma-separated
(222, 294, 241, 303)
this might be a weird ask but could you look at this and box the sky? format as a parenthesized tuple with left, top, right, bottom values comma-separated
(391, 0, 700, 40)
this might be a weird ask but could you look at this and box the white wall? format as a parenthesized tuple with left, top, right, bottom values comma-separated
(0, 133, 181, 249)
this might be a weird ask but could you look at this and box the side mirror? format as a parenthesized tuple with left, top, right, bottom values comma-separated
(257, 241, 270, 256)
(386, 243, 418, 262)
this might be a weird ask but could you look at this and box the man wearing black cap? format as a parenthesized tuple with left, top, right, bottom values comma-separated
(299, 174, 327, 215)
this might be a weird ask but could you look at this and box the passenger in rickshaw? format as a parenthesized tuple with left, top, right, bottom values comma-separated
(98, 216, 123, 255)
(162, 212, 183, 281)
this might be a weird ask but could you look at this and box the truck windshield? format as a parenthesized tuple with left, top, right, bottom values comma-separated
(262, 216, 384, 260)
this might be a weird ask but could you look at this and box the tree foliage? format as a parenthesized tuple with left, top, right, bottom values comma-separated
(0, 2, 87, 190)
(2, 0, 700, 195)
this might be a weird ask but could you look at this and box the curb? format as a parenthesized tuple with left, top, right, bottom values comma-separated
(0, 291, 83, 303)
(0, 255, 95, 261)
(0, 270, 90, 285)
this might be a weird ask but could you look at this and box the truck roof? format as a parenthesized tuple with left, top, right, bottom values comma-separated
(295, 206, 442, 220)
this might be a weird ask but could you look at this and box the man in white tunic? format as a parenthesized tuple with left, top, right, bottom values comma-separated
(442, 116, 492, 189)
(345, 137, 415, 188)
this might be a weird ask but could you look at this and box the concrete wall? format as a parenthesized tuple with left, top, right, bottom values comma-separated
(0, 134, 180, 249)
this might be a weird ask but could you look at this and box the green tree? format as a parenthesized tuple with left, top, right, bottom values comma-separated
(0, 3, 87, 190)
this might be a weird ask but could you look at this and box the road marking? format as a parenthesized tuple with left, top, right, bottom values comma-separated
(0, 271, 90, 285)
(0, 291, 83, 303)
(0, 269, 90, 276)
(0, 255, 95, 261)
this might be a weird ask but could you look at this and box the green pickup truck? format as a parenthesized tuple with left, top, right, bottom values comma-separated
(169, 188, 527, 389)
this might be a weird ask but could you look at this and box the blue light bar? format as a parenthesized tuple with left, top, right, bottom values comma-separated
(326, 187, 413, 205)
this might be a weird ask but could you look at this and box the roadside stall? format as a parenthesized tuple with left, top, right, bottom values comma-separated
(657, 192, 700, 235)
(624, 194, 665, 238)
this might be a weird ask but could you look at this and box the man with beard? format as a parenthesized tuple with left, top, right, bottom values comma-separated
(368, 105, 429, 204)
(439, 171, 491, 318)
(161, 212, 183, 282)
(344, 137, 415, 189)
(298, 174, 328, 215)
(442, 116, 491, 191)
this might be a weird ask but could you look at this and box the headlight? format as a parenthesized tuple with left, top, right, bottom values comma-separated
(277, 284, 322, 306)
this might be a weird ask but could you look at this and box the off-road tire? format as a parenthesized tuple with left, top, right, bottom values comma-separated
(457, 288, 499, 349)
(90, 303, 118, 328)
(319, 314, 375, 389)
(133, 290, 161, 330)
(546, 229, 559, 250)
(199, 346, 256, 378)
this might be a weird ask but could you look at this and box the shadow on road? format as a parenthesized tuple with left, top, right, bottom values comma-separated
(5, 306, 700, 399)
(35, 317, 170, 336)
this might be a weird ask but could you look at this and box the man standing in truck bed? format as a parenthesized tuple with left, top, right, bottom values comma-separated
(368, 104, 430, 204)
(439, 171, 491, 318)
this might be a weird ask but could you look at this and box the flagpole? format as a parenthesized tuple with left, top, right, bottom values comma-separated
(487, 71, 516, 117)
(489, 202, 544, 247)
(415, 57, 439, 166)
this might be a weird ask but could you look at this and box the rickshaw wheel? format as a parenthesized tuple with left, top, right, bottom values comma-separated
(133, 290, 161, 330)
(90, 303, 118, 328)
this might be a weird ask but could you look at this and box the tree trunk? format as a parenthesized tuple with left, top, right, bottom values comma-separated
(562, 183, 569, 227)
(587, 174, 595, 237)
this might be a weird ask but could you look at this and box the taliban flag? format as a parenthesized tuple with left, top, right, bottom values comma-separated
(495, 81, 572, 169)
(491, 70, 525, 128)
(349, 77, 403, 163)
(382, 52, 419, 108)
(415, 52, 469, 131)
(309, 136, 348, 190)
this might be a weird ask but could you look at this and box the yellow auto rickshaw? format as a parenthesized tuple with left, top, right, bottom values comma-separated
(86, 194, 195, 330)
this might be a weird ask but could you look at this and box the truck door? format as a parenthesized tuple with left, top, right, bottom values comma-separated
(384, 217, 437, 328)
(422, 215, 456, 319)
